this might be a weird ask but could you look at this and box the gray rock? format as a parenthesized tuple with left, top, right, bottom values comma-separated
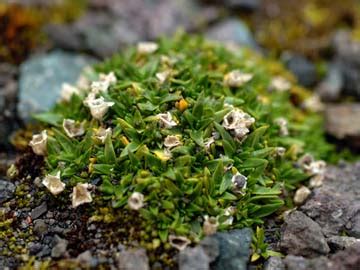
(116, 248, 149, 270)
(282, 53, 317, 87)
(31, 202, 48, 220)
(329, 243, 360, 270)
(280, 211, 330, 257)
(33, 219, 48, 237)
(210, 228, 252, 270)
(222, 0, 260, 11)
(179, 246, 210, 270)
(76, 250, 95, 267)
(18, 50, 96, 121)
(0, 179, 15, 204)
(316, 63, 343, 101)
(28, 242, 43, 255)
(206, 18, 259, 50)
(347, 203, 360, 238)
(283, 255, 330, 270)
(264, 256, 285, 270)
(327, 236, 360, 251)
(51, 235, 68, 259)
(300, 189, 351, 237)
(325, 104, 360, 147)
(200, 236, 220, 263)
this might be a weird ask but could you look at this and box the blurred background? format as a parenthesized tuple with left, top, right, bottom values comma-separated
(1, 0, 360, 174)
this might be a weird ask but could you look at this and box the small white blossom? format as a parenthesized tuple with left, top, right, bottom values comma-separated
(72, 183, 93, 208)
(222, 108, 255, 139)
(91, 80, 110, 94)
(157, 112, 177, 128)
(275, 147, 286, 156)
(302, 94, 324, 112)
(231, 172, 247, 194)
(164, 135, 181, 149)
(137, 41, 159, 54)
(298, 154, 326, 175)
(156, 70, 171, 83)
(269, 76, 291, 92)
(153, 149, 172, 161)
(128, 192, 144, 210)
(42, 171, 65, 196)
(29, 130, 48, 156)
(168, 235, 191, 251)
(62, 119, 85, 138)
(274, 117, 289, 136)
(309, 174, 324, 188)
(293, 186, 311, 205)
(203, 215, 219, 236)
(204, 137, 215, 151)
(99, 71, 117, 84)
(84, 96, 114, 120)
(223, 206, 236, 225)
(60, 83, 81, 102)
(224, 70, 253, 87)
(95, 127, 112, 143)
(76, 75, 90, 89)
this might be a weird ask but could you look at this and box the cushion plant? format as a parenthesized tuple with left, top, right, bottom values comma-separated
(30, 33, 337, 254)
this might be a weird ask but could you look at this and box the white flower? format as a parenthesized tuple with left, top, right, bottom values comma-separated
(60, 83, 81, 102)
(29, 130, 48, 156)
(231, 172, 247, 194)
(95, 127, 112, 143)
(224, 70, 253, 87)
(223, 206, 236, 225)
(270, 76, 291, 92)
(76, 75, 91, 89)
(137, 41, 159, 54)
(164, 135, 181, 149)
(274, 117, 289, 136)
(204, 137, 215, 151)
(62, 119, 85, 138)
(156, 70, 171, 83)
(128, 192, 144, 210)
(42, 171, 65, 196)
(157, 112, 177, 128)
(91, 80, 110, 94)
(99, 71, 117, 84)
(168, 235, 191, 251)
(84, 96, 114, 120)
(302, 94, 324, 112)
(309, 174, 324, 188)
(293, 186, 311, 205)
(72, 183, 93, 208)
(222, 108, 255, 139)
(203, 215, 219, 236)
(275, 147, 286, 156)
(298, 154, 326, 175)
(153, 149, 172, 161)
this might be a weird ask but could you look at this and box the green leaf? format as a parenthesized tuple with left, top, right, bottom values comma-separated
(245, 125, 269, 148)
(219, 171, 233, 194)
(213, 159, 224, 186)
(33, 112, 63, 126)
(104, 134, 116, 164)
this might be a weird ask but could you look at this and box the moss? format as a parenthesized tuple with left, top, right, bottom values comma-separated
(29, 33, 352, 260)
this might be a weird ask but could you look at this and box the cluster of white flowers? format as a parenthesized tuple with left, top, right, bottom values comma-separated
(298, 153, 327, 188)
(222, 108, 255, 139)
(224, 70, 253, 87)
(274, 117, 289, 136)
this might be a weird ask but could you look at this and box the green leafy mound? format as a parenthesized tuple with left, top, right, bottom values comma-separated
(34, 34, 337, 245)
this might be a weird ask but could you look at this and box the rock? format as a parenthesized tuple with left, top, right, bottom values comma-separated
(200, 236, 220, 263)
(283, 255, 330, 270)
(210, 228, 252, 270)
(316, 63, 343, 101)
(264, 256, 285, 270)
(325, 103, 360, 148)
(280, 211, 330, 257)
(282, 53, 317, 87)
(31, 202, 48, 220)
(28, 242, 43, 255)
(116, 248, 149, 270)
(333, 30, 360, 98)
(51, 235, 68, 259)
(76, 250, 95, 267)
(327, 236, 360, 251)
(329, 243, 360, 270)
(18, 51, 96, 121)
(33, 219, 48, 237)
(179, 246, 210, 270)
(205, 18, 259, 50)
(347, 204, 360, 238)
(300, 189, 351, 237)
(222, 0, 260, 11)
(0, 179, 15, 204)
